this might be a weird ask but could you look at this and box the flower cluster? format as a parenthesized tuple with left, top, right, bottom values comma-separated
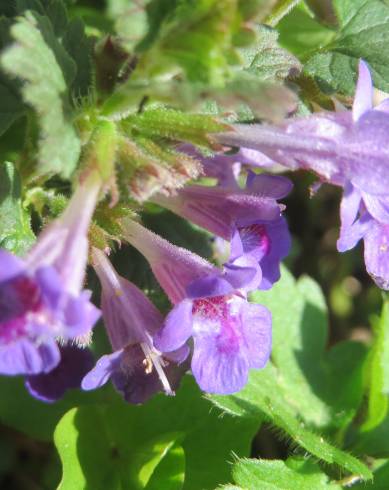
(215, 60, 389, 290)
(0, 170, 102, 402)
(0, 148, 291, 403)
(83, 169, 291, 399)
(6, 59, 384, 406)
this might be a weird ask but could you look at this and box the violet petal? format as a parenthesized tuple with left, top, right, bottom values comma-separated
(154, 299, 193, 353)
(353, 60, 373, 121)
(0, 338, 60, 376)
(82, 350, 123, 390)
(25, 345, 95, 403)
(364, 221, 389, 290)
(0, 250, 24, 282)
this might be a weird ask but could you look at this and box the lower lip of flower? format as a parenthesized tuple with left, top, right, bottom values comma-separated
(192, 295, 229, 320)
(192, 295, 242, 353)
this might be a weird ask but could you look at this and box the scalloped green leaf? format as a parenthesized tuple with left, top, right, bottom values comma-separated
(1, 13, 81, 177)
(305, 0, 389, 94)
(224, 457, 342, 490)
(54, 377, 258, 490)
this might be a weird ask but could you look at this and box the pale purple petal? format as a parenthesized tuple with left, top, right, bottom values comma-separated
(239, 147, 276, 167)
(154, 299, 193, 352)
(82, 350, 123, 390)
(337, 213, 373, 252)
(364, 221, 389, 290)
(375, 99, 389, 113)
(349, 110, 389, 196)
(337, 183, 363, 252)
(25, 345, 94, 403)
(246, 173, 293, 199)
(362, 194, 389, 224)
(223, 255, 262, 292)
(240, 303, 272, 369)
(0, 338, 60, 375)
(258, 217, 291, 290)
(353, 60, 373, 121)
(0, 250, 24, 282)
(122, 218, 217, 304)
(152, 186, 280, 241)
(191, 296, 270, 394)
(34, 266, 63, 310)
(164, 344, 190, 363)
(62, 293, 100, 338)
(186, 275, 235, 299)
(229, 228, 244, 261)
(191, 334, 249, 394)
(340, 183, 362, 229)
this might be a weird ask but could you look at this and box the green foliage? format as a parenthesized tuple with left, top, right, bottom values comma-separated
(0, 375, 105, 441)
(136, 0, 238, 84)
(221, 457, 342, 489)
(121, 108, 227, 147)
(0, 80, 25, 138)
(242, 25, 301, 83)
(305, 0, 389, 94)
(54, 377, 259, 490)
(55, 409, 184, 490)
(107, 0, 150, 52)
(1, 1, 389, 489)
(0, 162, 34, 254)
(361, 300, 389, 431)
(353, 460, 389, 490)
(210, 268, 370, 480)
(277, 3, 335, 58)
(1, 13, 81, 178)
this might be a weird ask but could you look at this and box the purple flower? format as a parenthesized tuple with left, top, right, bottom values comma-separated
(0, 171, 101, 379)
(121, 218, 271, 394)
(214, 60, 389, 289)
(152, 173, 292, 289)
(215, 61, 389, 197)
(25, 345, 95, 403)
(82, 248, 188, 404)
(178, 144, 274, 187)
(338, 182, 389, 289)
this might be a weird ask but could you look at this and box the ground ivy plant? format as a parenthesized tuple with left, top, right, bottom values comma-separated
(0, 0, 389, 488)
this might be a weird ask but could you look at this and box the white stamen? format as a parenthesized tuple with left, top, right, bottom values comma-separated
(140, 342, 174, 396)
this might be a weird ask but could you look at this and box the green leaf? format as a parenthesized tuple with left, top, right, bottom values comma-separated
(250, 267, 366, 430)
(276, 3, 334, 58)
(1, 13, 81, 178)
(265, 0, 301, 27)
(353, 460, 389, 489)
(0, 375, 105, 441)
(226, 457, 342, 489)
(306, 0, 389, 94)
(54, 376, 258, 490)
(242, 25, 302, 83)
(211, 364, 371, 479)
(136, 0, 237, 84)
(55, 409, 184, 490)
(0, 162, 34, 254)
(121, 108, 227, 148)
(107, 0, 150, 52)
(361, 300, 389, 431)
(215, 72, 298, 122)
